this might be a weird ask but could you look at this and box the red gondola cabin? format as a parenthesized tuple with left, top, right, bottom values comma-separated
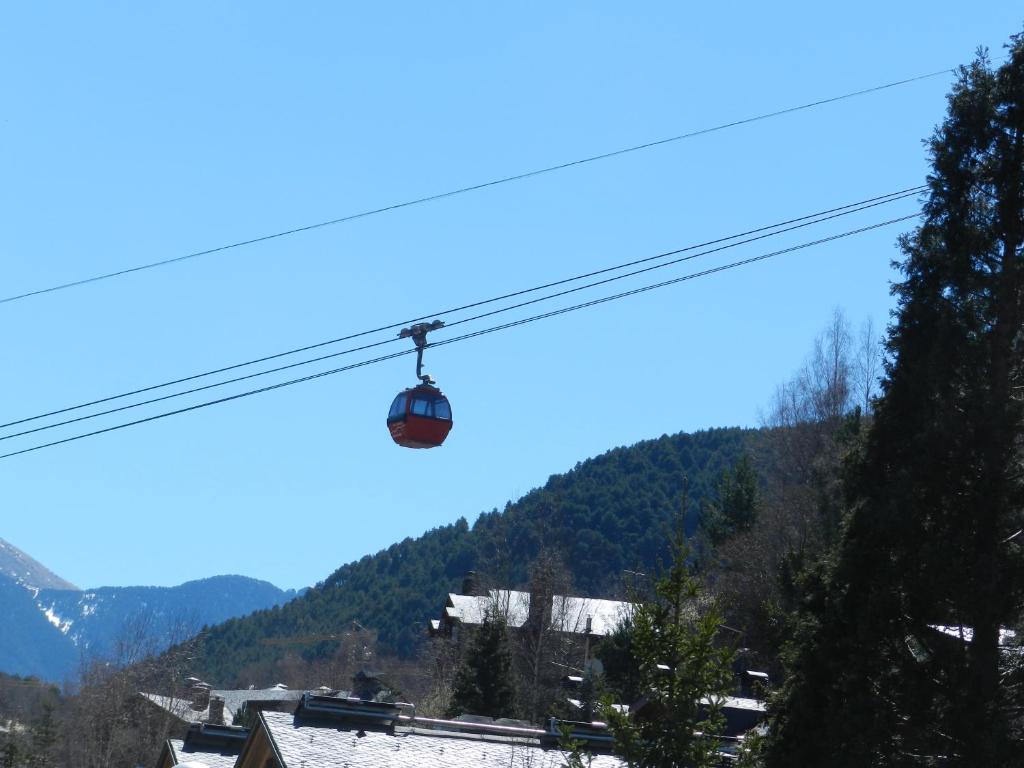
(386, 383, 453, 449)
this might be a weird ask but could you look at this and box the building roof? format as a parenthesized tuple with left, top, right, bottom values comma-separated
(443, 590, 631, 636)
(166, 693, 750, 768)
(700, 696, 767, 713)
(160, 722, 249, 768)
(167, 740, 238, 768)
(141, 687, 306, 726)
(217, 686, 306, 714)
(141, 693, 234, 726)
(929, 625, 1018, 646)
(258, 708, 626, 768)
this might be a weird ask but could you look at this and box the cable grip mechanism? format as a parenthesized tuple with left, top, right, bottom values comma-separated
(399, 320, 444, 385)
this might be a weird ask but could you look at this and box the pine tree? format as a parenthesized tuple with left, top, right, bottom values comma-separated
(26, 701, 56, 768)
(604, 517, 735, 768)
(446, 608, 516, 719)
(596, 617, 643, 706)
(767, 37, 1024, 767)
(700, 453, 760, 549)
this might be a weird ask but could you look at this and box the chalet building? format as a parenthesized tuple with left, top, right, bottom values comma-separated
(233, 693, 625, 768)
(153, 691, 763, 766)
(154, 691, 762, 767)
(429, 572, 633, 642)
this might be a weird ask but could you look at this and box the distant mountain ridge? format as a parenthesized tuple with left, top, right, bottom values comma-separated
(0, 539, 300, 682)
(0, 537, 78, 591)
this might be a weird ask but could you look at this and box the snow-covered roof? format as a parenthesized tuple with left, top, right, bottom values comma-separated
(166, 738, 241, 768)
(700, 695, 767, 713)
(161, 722, 249, 768)
(928, 625, 1018, 646)
(444, 590, 631, 636)
(259, 709, 625, 768)
(140, 693, 233, 726)
(568, 698, 629, 714)
(140, 687, 305, 725)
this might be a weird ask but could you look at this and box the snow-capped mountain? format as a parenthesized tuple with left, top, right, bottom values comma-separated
(0, 537, 78, 592)
(0, 538, 299, 682)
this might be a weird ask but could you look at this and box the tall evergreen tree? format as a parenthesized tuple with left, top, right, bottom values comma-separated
(700, 453, 760, 549)
(767, 38, 1024, 767)
(446, 608, 516, 719)
(26, 701, 56, 768)
(605, 517, 735, 768)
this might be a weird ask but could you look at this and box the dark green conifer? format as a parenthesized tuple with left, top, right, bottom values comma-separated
(604, 517, 735, 768)
(700, 453, 760, 548)
(27, 700, 56, 768)
(596, 617, 643, 706)
(767, 37, 1024, 767)
(446, 608, 516, 719)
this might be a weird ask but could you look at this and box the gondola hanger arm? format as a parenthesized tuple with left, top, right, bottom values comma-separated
(399, 320, 444, 384)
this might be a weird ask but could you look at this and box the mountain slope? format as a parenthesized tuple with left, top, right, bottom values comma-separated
(0, 537, 78, 591)
(0, 544, 300, 681)
(36, 576, 300, 661)
(0, 576, 80, 683)
(192, 427, 755, 684)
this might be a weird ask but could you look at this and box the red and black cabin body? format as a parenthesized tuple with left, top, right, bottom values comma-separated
(386, 383, 453, 449)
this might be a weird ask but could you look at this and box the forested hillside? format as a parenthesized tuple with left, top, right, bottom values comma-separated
(192, 427, 754, 684)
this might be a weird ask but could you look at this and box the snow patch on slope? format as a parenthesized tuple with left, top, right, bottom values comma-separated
(38, 603, 74, 635)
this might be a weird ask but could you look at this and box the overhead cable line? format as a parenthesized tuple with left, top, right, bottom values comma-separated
(0, 188, 924, 440)
(0, 65, 952, 306)
(0, 185, 925, 433)
(0, 212, 919, 461)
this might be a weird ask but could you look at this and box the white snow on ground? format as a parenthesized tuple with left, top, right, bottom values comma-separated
(39, 604, 75, 635)
(41, 606, 62, 629)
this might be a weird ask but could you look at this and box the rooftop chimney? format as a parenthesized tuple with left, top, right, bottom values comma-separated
(352, 669, 386, 701)
(207, 695, 225, 725)
(462, 570, 482, 596)
(190, 682, 212, 712)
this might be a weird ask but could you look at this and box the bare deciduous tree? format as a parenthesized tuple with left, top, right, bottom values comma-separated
(54, 610, 200, 768)
(712, 309, 878, 669)
(853, 317, 882, 414)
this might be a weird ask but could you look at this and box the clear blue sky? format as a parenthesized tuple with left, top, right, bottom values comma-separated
(1, 4, 1019, 591)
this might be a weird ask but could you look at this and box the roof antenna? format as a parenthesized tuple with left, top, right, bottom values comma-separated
(399, 320, 444, 385)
